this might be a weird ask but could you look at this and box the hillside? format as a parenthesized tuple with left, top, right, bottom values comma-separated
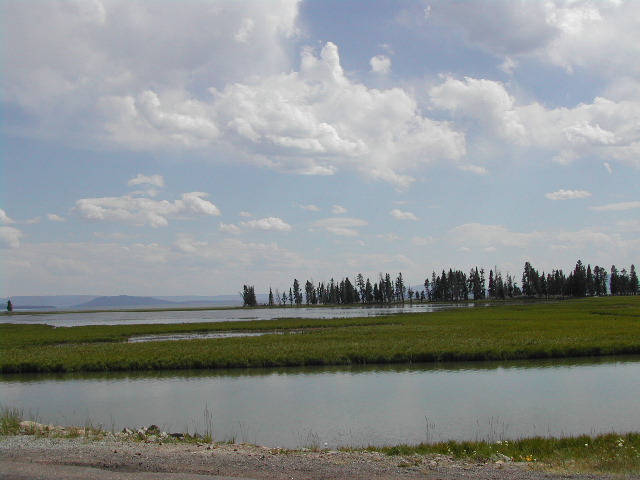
(71, 295, 177, 309)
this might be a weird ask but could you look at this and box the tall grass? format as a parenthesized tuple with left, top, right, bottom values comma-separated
(1, 297, 638, 373)
(0, 405, 22, 435)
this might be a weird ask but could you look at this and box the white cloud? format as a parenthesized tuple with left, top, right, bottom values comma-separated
(590, 201, 640, 212)
(2, 237, 313, 295)
(0, 226, 22, 248)
(234, 18, 255, 44)
(310, 217, 368, 237)
(370, 55, 392, 74)
(458, 164, 488, 175)
(332, 205, 347, 214)
(378, 232, 401, 242)
(545, 189, 592, 200)
(4, 1, 301, 138)
(604, 162, 613, 174)
(98, 42, 466, 188)
(218, 223, 243, 235)
(499, 56, 518, 75)
(430, 76, 527, 142)
(75, 192, 221, 227)
(0, 208, 14, 224)
(239, 211, 253, 218)
(390, 209, 418, 221)
(47, 213, 66, 222)
(449, 223, 537, 249)
(447, 223, 634, 259)
(430, 1, 640, 78)
(127, 174, 165, 188)
(431, 76, 640, 170)
(240, 217, 292, 232)
(296, 204, 320, 211)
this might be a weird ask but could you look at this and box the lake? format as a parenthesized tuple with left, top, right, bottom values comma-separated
(7, 303, 473, 327)
(2, 356, 638, 448)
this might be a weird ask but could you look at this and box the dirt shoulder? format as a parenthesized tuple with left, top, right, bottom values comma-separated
(2, 435, 635, 480)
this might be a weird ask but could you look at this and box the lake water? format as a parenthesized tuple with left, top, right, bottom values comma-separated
(7, 303, 472, 327)
(2, 356, 638, 448)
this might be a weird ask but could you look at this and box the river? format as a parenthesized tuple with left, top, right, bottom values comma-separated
(2, 356, 638, 448)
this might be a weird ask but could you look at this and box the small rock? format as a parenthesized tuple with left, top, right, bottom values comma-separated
(146, 425, 161, 435)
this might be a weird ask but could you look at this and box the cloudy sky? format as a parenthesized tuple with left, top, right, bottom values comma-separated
(1, 0, 639, 297)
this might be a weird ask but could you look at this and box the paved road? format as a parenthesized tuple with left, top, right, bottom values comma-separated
(1, 462, 256, 480)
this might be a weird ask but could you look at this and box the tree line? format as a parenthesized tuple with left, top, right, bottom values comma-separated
(241, 261, 638, 307)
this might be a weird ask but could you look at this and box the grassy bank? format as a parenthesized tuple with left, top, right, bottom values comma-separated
(2, 406, 638, 474)
(371, 433, 640, 474)
(1, 297, 638, 373)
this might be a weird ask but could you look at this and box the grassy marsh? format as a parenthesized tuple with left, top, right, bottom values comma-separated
(1, 296, 638, 373)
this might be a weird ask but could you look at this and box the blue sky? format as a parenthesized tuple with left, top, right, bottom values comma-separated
(1, 0, 639, 296)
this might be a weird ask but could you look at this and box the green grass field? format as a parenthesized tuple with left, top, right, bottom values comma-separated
(1, 296, 638, 373)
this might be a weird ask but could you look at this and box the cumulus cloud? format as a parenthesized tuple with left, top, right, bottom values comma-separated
(219, 223, 243, 235)
(3, 0, 301, 136)
(47, 213, 66, 222)
(127, 174, 165, 188)
(0, 208, 14, 224)
(75, 192, 221, 227)
(68, 39, 465, 187)
(0, 226, 22, 248)
(430, 1, 640, 78)
(240, 217, 292, 232)
(390, 209, 418, 221)
(430, 75, 640, 169)
(545, 189, 592, 200)
(370, 55, 392, 74)
(430, 76, 527, 142)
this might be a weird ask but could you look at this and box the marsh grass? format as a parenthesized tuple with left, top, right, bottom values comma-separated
(0, 405, 22, 435)
(1, 297, 638, 373)
(371, 433, 640, 474)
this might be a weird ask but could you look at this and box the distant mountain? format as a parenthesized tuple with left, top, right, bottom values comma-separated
(1, 294, 252, 311)
(1, 296, 99, 310)
(71, 295, 178, 309)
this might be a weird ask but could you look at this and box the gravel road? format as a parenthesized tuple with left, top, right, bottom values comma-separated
(2, 434, 637, 480)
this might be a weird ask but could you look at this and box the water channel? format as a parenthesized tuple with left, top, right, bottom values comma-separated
(2, 356, 638, 448)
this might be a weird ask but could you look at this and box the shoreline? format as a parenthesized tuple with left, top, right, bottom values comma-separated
(1, 421, 638, 478)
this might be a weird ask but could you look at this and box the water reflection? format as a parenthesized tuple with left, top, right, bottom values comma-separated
(2, 356, 639, 448)
(6, 303, 472, 327)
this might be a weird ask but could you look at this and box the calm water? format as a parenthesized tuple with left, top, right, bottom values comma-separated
(7, 303, 472, 327)
(2, 356, 638, 448)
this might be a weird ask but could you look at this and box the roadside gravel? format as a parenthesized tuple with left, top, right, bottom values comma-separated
(2, 435, 636, 480)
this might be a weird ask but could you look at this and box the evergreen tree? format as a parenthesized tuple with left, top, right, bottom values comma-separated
(356, 273, 366, 304)
(395, 272, 405, 303)
(630, 265, 639, 295)
(610, 265, 619, 295)
(241, 285, 257, 307)
(293, 279, 302, 305)
(365, 278, 374, 303)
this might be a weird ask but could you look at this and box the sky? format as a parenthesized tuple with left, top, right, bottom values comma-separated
(1, 0, 639, 297)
